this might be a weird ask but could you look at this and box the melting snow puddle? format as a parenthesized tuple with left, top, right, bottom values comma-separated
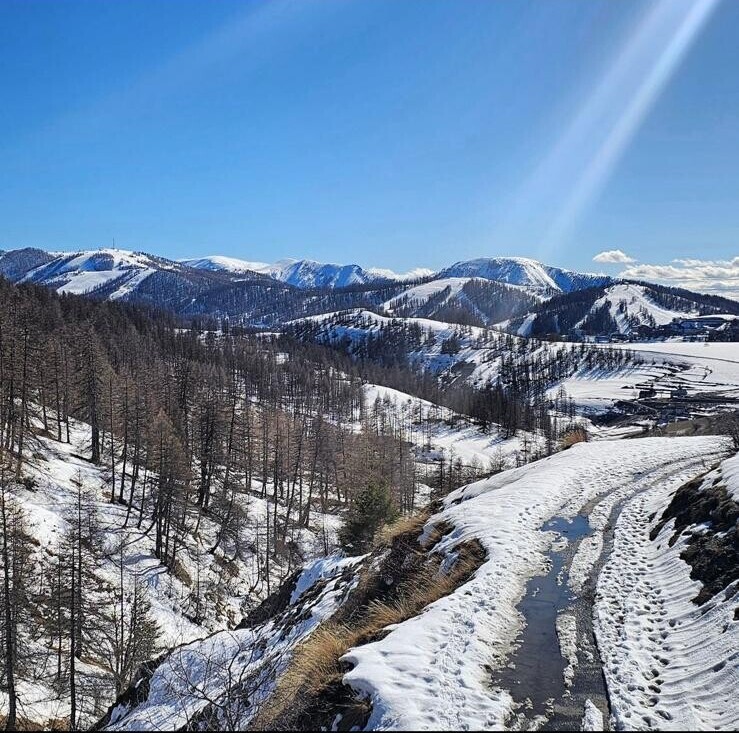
(492, 514, 610, 731)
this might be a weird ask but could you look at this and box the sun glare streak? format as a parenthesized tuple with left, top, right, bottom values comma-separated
(505, 0, 720, 259)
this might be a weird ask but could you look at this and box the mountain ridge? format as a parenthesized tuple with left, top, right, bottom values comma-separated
(0, 246, 735, 336)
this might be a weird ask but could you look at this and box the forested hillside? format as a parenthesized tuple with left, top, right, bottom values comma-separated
(0, 276, 592, 727)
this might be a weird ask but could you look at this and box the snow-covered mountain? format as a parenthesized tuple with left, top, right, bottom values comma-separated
(513, 280, 739, 338)
(2, 247, 735, 335)
(17, 249, 178, 298)
(184, 253, 608, 293)
(270, 259, 387, 289)
(439, 256, 612, 293)
(180, 254, 271, 275)
(183, 255, 433, 289)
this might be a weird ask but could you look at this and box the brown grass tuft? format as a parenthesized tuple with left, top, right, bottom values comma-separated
(283, 622, 355, 692)
(374, 510, 430, 548)
(560, 426, 589, 449)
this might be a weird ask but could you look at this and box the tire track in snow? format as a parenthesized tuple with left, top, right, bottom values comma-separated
(497, 452, 720, 731)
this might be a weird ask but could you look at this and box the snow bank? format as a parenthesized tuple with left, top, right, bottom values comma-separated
(595, 453, 739, 730)
(717, 451, 739, 502)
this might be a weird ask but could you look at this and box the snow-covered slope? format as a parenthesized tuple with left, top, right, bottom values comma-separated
(7, 409, 345, 727)
(382, 277, 475, 313)
(290, 308, 650, 397)
(606, 340, 739, 399)
(439, 257, 611, 293)
(272, 259, 383, 288)
(0, 247, 55, 280)
(290, 309, 509, 386)
(101, 435, 738, 732)
(368, 265, 435, 281)
(184, 256, 432, 289)
(582, 282, 699, 334)
(103, 553, 364, 731)
(17, 249, 178, 298)
(362, 383, 542, 480)
(185, 253, 611, 296)
(180, 255, 271, 275)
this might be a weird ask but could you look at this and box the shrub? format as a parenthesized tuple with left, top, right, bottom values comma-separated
(339, 481, 396, 554)
(560, 426, 589, 449)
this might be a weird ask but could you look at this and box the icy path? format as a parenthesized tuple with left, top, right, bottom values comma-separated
(342, 437, 728, 731)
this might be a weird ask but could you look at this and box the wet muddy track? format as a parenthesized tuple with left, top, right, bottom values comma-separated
(492, 512, 610, 731)
(491, 456, 716, 731)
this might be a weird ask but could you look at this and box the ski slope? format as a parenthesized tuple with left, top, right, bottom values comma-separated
(584, 283, 698, 334)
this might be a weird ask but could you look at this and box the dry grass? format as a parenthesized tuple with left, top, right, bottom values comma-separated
(374, 510, 430, 547)
(0, 715, 67, 731)
(255, 532, 485, 729)
(560, 426, 589, 449)
(282, 622, 355, 693)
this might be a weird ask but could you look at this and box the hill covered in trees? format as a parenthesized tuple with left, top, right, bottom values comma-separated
(0, 275, 598, 727)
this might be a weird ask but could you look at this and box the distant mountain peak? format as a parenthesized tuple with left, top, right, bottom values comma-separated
(184, 255, 432, 289)
(439, 256, 611, 293)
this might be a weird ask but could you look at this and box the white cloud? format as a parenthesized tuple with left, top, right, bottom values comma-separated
(620, 256, 739, 299)
(593, 249, 637, 264)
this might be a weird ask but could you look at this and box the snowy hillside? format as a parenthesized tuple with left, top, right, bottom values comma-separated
(382, 277, 475, 312)
(180, 255, 271, 275)
(606, 340, 739, 398)
(104, 436, 738, 731)
(3, 413, 345, 727)
(2, 260, 739, 731)
(290, 308, 648, 395)
(519, 280, 739, 339)
(102, 553, 365, 731)
(289, 309, 512, 386)
(580, 283, 699, 333)
(19, 249, 165, 297)
(439, 256, 612, 293)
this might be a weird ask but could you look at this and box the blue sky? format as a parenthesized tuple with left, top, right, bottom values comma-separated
(1, 0, 737, 288)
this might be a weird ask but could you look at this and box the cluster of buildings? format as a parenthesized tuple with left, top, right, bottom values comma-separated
(628, 313, 739, 342)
